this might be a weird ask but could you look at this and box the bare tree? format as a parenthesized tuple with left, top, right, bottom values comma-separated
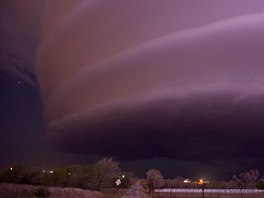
(248, 169, 260, 186)
(256, 173, 264, 189)
(232, 169, 260, 189)
(146, 169, 163, 192)
(91, 158, 120, 191)
(232, 174, 247, 189)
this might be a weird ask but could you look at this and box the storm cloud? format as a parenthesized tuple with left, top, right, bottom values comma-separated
(0, 0, 45, 85)
(35, 1, 264, 162)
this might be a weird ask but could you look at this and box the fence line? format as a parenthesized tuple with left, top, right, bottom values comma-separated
(154, 188, 264, 194)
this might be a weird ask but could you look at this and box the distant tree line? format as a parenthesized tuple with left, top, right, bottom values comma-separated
(144, 168, 264, 191)
(0, 158, 132, 191)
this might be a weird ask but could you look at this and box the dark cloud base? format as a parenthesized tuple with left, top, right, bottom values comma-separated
(48, 92, 264, 162)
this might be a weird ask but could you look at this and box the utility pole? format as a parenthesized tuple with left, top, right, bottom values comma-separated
(202, 183, 205, 198)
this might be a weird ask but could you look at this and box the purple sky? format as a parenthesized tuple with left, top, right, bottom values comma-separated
(1, 0, 264, 179)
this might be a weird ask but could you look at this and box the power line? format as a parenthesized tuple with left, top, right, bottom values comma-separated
(239, 64, 264, 93)
(241, 78, 264, 100)
(235, 64, 264, 101)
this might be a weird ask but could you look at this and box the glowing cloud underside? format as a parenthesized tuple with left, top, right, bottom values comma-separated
(35, 0, 264, 160)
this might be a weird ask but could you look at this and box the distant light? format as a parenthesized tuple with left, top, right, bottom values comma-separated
(18, 81, 21, 84)
(198, 178, 209, 184)
(49, 170, 54, 174)
(10, 167, 13, 171)
(42, 170, 46, 173)
(184, 179, 191, 183)
(68, 172, 71, 175)
(122, 174, 125, 178)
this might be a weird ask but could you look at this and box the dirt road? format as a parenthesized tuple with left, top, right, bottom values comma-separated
(121, 181, 143, 198)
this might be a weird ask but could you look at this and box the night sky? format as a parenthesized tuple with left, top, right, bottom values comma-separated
(1, 0, 264, 180)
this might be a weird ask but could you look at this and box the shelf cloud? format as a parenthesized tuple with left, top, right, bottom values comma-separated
(34, 0, 264, 161)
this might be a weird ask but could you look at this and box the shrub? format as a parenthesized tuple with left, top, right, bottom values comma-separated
(256, 181, 264, 189)
(32, 187, 51, 197)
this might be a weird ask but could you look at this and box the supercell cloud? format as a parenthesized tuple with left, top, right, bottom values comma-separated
(35, 0, 264, 161)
